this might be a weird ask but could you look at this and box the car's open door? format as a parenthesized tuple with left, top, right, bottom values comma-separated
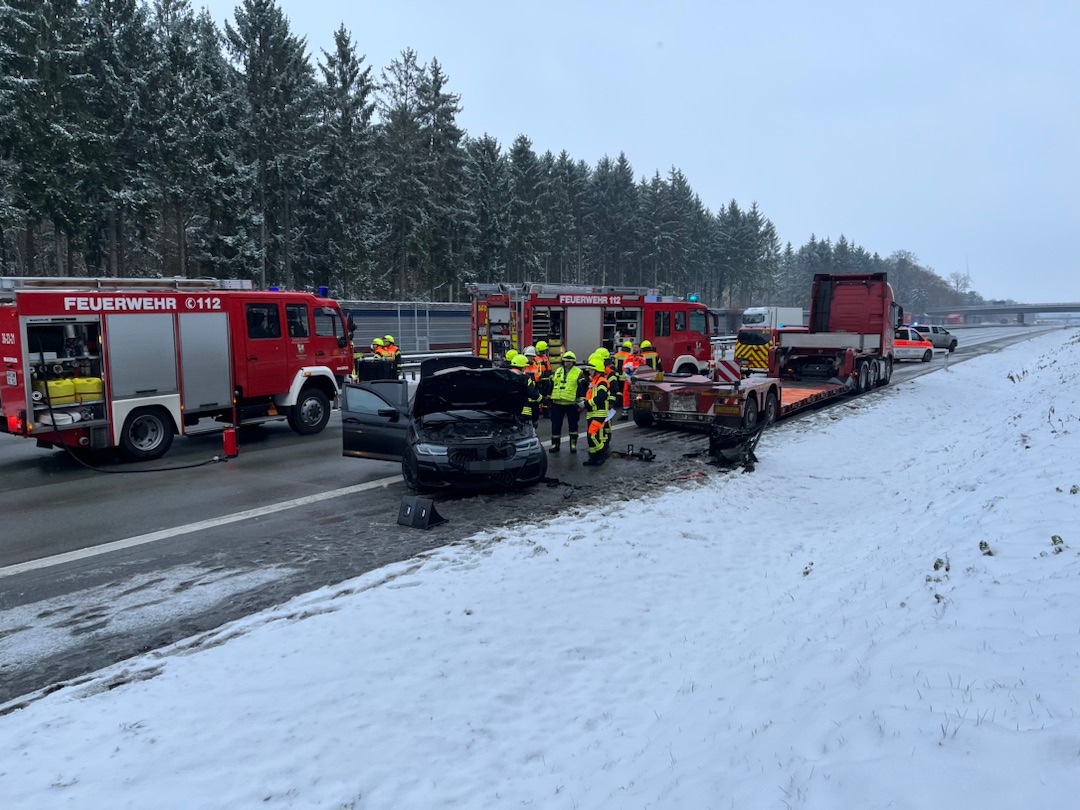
(341, 379, 410, 461)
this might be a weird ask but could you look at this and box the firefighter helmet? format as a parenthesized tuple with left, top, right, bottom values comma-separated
(596, 347, 610, 358)
(590, 356, 606, 372)
(622, 340, 633, 349)
(561, 350, 576, 362)
(523, 345, 537, 357)
(535, 340, 548, 352)
(384, 334, 395, 343)
(371, 338, 384, 347)
(640, 339, 652, 349)
(511, 353, 528, 368)
(505, 349, 518, 361)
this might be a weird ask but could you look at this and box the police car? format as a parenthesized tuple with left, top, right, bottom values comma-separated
(894, 327, 934, 362)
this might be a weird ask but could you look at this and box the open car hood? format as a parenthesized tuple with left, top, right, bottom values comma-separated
(412, 365, 528, 419)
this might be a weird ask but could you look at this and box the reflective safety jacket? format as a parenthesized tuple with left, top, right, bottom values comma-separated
(641, 347, 661, 371)
(535, 354, 553, 395)
(383, 344, 402, 375)
(585, 371, 610, 419)
(623, 351, 645, 377)
(519, 374, 542, 421)
(551, 365, 583, 405)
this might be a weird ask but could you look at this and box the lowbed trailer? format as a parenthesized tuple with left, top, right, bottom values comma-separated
(630, 272, 904, 436)
(629, 365, 855, 432)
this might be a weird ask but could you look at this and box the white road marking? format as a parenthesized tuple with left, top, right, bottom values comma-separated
(0, 475, 402, 579)
(3, 421, 642, 580)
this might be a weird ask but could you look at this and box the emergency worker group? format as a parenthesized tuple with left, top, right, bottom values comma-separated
(352, 334, 402, 380)
(507, 338, 661, 468)
(351, 330, 663, 469)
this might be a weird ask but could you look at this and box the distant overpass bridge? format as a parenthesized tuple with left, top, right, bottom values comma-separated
(921, 302, 1080, 324)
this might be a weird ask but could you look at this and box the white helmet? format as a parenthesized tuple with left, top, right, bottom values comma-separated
(523, 345, 537, 357)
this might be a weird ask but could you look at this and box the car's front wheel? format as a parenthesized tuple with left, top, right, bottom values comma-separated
(402, 449, 436, 493)
(922, 349, 932, 362)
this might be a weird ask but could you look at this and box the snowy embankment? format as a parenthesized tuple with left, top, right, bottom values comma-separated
(1, 330, 1078, 809)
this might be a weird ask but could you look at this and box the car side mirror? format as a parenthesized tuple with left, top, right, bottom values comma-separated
(347, 315, 356, 336)
(337, 336, 348, 349)
(377, 408, 400, 422)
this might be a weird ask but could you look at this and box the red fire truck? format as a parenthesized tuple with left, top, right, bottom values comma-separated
(466, 282, 718, 373)
(1, 276, 354, 461)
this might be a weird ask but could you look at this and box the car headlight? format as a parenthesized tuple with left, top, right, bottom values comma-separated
(415, 442, 449, 456)
(514, 437, 541, 451)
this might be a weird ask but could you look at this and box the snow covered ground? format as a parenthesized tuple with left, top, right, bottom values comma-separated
(2, 330, 1079, 809)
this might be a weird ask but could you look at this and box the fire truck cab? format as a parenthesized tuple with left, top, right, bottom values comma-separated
(466, 282, 717, 374)
(1, 276, 354, 462)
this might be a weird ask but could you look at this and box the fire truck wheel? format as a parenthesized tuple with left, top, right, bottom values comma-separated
(762, 391, 779, 427)
(742, 393, 760, 428)
(119, 407, 174, 462)
(632, 408, 655, 428)
(676, 363, 698, 375)
(288, 387, 331, 435)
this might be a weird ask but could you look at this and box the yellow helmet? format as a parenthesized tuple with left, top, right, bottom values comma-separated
(622, 340, 633, 349)
(505, 349, 518, 361)
(384, 334, 395, 343)
(640, 339, 652, 349)
(372, 338, 384, 346)
(535, 340, 548, 352)
(511, 353, 528, 368)
(561, 350, 576, 362)
(590, 356, 606, 372)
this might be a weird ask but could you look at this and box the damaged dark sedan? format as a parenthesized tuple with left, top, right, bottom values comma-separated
(341, 357, 548, 492)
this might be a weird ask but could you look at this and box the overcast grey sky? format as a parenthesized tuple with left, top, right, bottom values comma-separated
(200, 0, 1079, 303)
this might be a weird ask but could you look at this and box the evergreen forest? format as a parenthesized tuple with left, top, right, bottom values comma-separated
(0, 0, 988, 313)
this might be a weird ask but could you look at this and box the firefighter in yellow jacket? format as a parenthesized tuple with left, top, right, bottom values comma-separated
(582, 354, 610, 466)
(510, 353, 542, 427)
(548, 350, 582, 453)
(640, 339, 662, 372)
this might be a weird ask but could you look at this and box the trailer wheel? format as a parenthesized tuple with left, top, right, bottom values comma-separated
(742, 393, 759, 428)
(857, 360, 871, 393)
(921, 349, 932, 363)
(762, 391, 779, 427)
(879, 357, 893, 386)
(632, 408, 655, 428)
(288, 387, 331, 435)
(119, 407, 174, 462)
